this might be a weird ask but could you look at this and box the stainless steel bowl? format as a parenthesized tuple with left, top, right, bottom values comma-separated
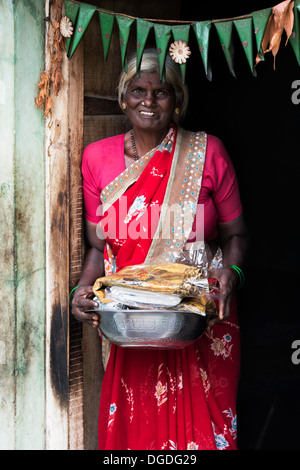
(96, 309, 208, 349)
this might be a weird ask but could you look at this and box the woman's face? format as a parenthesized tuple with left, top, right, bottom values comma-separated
(124, 72, 176, 133)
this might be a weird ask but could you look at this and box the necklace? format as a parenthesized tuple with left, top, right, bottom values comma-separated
(130, 129, 139, 161)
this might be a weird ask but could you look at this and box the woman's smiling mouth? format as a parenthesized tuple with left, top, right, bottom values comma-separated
(140, 110, 156, 117)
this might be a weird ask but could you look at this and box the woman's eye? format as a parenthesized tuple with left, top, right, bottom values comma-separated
(156, 90, 169, 97)
(132, 88, 144, 95)
(130, 87, 170, 99)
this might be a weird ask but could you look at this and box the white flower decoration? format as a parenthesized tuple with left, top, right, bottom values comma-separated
(60, 16, 73, 38)
(169, 40, 191, 64)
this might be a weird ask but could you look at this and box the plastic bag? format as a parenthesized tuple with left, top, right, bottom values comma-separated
(92, 241, 221, 316)
(94, 262, 206, 295)
(104, 286, 183, 310)
(92, 296, 129, 311)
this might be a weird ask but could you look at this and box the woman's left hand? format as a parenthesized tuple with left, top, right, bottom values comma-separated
(208, 267, 239, 324)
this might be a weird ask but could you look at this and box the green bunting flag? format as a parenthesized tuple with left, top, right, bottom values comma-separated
(251, 8, 272, 61)
(234, 17, 255, 74)
(63, 0, 298, 81)
(136, 18, 153, 75)
(99, 11, 115, 62)
(39, 0, 300, 119)
(153, 23, 172, 79)
(116, 15, 135, 72)
(214, 21, 236, 77)
(192, 20, 212, 79)
(69, 2, 97, 58)
(64, 0, 80, 55)
(289, 2, 300, 65)
(171, 24, 190, 82)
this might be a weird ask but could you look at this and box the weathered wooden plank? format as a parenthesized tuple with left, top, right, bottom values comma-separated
(45, 19, 70, 448)
(0, 0, 45, 450)
(69, 41, 84, 288)
(0, 0, 16, 450)
(14, 0, 45, 449)
(82, 325, 103, 450)
(68, 40, 85, 451)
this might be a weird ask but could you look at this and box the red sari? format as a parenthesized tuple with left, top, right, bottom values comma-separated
(82, 126, 241, 450)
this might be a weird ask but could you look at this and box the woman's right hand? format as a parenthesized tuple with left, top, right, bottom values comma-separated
(71, 285, 100, 328)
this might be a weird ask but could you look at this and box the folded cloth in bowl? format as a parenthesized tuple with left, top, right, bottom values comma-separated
(92, 262, 218, 314)
(93, 263, 209, 298)
(105, 286, 182, 308)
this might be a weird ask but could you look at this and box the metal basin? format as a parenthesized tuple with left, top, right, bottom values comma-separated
(97, 309, 208, 349)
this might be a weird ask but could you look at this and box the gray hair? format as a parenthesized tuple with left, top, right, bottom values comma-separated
(118, 48, 189, 124)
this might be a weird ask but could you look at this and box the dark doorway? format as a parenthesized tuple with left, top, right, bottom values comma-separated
(180, 1, 300, 450)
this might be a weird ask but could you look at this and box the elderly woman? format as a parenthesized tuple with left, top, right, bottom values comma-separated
(72, 49, 248, 450)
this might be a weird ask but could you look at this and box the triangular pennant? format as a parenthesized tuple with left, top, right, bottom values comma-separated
(69, 2, 97, 58)
(99, 10, 115, 62)
(172, 24, 191, 82)
(234, 17, 255, 74)
(153, 23, 172, 79)
(171, 25, 190, 82)
(252, 8, 272, 61)
(214, 21, 236, 76)
(116, 15, 135, 72)
(136, 18, 153, 75)
(289, 2, 300, 65)
(192, 20, 212, 79)
(64, 0, 80, 55)
(171, 24, 190, 43)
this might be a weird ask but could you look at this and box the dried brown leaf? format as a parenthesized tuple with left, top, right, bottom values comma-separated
(44, 95, 53, 118)
(284, 1, 295, 44)
(260, 0, 294, 68)
(35, 70, 51, 112)
(34, 0, 65, 117)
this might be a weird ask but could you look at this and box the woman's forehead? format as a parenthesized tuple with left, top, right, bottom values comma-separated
(129, 72, 171, 89)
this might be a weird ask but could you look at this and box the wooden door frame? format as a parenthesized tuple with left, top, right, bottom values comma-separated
(44, 0, 183, 449)
(45, 32, 85, 448)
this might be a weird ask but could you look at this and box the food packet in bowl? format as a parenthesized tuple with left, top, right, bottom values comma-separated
(104, 286, 183, 310)
(92, 240, 221, 315)
(93, 262, 210, 298)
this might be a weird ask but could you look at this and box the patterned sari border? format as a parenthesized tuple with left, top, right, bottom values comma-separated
(100, 145, 159, 213)
(145, 129, 182, 262)
(146, 129, 207, 264)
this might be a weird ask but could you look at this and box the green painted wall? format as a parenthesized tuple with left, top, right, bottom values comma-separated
(0, 0, 45, 449)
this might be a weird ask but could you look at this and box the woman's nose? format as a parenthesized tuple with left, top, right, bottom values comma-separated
(143, 91, 155, 106)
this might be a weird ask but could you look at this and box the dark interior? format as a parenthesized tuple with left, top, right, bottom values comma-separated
(179, 1, 300, 450)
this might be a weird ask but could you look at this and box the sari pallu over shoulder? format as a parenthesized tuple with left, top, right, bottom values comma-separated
(98, 127, 207, 272)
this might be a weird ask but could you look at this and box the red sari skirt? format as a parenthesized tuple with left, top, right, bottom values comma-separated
(98, 300, 240, 450)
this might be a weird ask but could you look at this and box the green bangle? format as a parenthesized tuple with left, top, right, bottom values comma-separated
(227, 265, 245, 289)
(69, 286, 79, 307)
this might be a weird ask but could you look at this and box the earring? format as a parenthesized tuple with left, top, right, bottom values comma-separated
(175, 108, 180, 115)
(121, 102, 127, 110)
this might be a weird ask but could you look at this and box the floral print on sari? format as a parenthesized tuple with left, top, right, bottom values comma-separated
(101, 317, 240, 450)
(124, 195, 148, 224)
